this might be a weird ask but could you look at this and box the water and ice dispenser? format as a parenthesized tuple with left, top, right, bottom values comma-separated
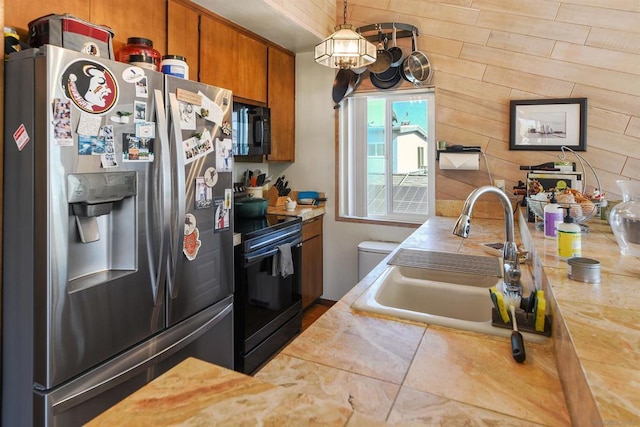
(67, 172, 138, 288)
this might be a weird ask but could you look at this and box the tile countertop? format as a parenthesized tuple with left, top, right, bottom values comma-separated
(266, 204, 326, 221)
(88, 212, 639, 426)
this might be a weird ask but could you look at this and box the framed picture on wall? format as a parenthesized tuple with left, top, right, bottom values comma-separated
(509, 98, 587, 151)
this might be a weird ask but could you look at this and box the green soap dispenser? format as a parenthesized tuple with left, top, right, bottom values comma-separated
(557, 206, 581, 260)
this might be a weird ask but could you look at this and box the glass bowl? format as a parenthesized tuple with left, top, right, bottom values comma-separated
(527, 195, 600, 224)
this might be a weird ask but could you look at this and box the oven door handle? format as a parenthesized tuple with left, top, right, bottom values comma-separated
(245, 226, 301, 253)
(243, 237, 301, 265)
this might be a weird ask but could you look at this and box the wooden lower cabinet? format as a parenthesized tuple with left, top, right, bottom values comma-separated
(301, 216, 323, 309)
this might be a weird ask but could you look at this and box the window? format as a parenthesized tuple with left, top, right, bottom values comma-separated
(338, 89, 436, 224)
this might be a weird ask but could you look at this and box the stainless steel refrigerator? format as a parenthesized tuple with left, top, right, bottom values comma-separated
(2, 45, 235, 426)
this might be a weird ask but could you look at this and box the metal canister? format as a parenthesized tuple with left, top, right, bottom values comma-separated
(567, 257, 601, 283)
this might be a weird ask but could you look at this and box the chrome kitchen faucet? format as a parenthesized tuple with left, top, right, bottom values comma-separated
(452, 186, 522, 295)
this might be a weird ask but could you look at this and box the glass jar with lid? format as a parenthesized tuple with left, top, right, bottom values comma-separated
(117, 37, 161, 71)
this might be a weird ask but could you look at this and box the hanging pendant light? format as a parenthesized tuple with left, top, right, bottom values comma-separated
(314, 0, 376, 69)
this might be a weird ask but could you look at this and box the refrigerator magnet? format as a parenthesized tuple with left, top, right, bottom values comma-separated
(195, 177, 212, 210)
(214, 198, 230, 232)
(204, 167, 218, 187)
(224, 188, 232, 210)
(184, 213, 201, 261)
(122, 66, 145, 83)
(111, 111, 132, 123)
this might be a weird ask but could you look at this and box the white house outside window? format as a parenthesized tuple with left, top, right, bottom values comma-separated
(338, 89, 436, 224)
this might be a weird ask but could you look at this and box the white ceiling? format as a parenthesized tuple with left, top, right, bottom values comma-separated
(192, 0, 325, 53)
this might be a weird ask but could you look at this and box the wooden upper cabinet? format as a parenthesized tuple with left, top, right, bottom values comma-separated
(5, 0, 90, 36)
(200, 15, 267, 103)
(267, 47, 295, 161)
(200, 15, 236, 92)
(91, 0, 166, 55)
(167, 0, 199, 81)
(236, 33, 268, 103)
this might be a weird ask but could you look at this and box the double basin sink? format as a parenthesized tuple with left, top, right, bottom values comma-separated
(352, 248, 545, 342)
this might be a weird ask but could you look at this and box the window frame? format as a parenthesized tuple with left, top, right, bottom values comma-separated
(337, 88, 436, 225)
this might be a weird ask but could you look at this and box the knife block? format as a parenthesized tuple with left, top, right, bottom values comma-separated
(267, 187, 287, 207)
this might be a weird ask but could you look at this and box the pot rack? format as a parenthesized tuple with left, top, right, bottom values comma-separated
(356, 23, 419, 42)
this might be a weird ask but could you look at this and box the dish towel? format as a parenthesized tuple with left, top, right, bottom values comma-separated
(277, 242, 294, 277)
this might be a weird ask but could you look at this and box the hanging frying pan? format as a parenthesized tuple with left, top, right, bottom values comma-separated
(388, 24, 404, 67)
(332, 68, 357, 104)
(367, 31, 392, 74)
(370, 65, 401, 89)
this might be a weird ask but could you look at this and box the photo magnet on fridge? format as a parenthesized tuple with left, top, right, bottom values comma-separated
(195, 177, 212, 210)
(52, 98, 73, 146)
(214, 197, 230, 232)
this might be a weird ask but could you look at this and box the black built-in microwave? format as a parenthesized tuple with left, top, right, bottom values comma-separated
(232, 102, 271, 156)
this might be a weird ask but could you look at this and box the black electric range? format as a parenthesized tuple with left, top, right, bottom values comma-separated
(233, 214, 303, 374)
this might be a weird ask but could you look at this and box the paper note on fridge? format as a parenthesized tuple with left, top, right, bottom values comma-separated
(439, 152, 479, 170)
(197, 91, 223, 124)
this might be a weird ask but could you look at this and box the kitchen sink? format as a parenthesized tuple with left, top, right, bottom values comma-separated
(351, 249, 546, 342)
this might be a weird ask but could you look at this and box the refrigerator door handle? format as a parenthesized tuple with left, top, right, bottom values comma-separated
(152, 89, 172, 305)
(167, 93, 187, 299)
(43, 298, 233, 416)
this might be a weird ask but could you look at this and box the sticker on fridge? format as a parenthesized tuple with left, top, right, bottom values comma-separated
(195, 177, 212, 210)
(123, 132, 154, 162)
(52, 98, 73, 146)
(182, 129, 213, 164)
(13, 123, 30, 151)
(214, 197, 230, 232)
(216, 137, 233, 171)
(60, 59, 119, 114)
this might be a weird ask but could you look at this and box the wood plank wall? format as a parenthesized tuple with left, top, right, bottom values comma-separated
(346, 0, 640, 201)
